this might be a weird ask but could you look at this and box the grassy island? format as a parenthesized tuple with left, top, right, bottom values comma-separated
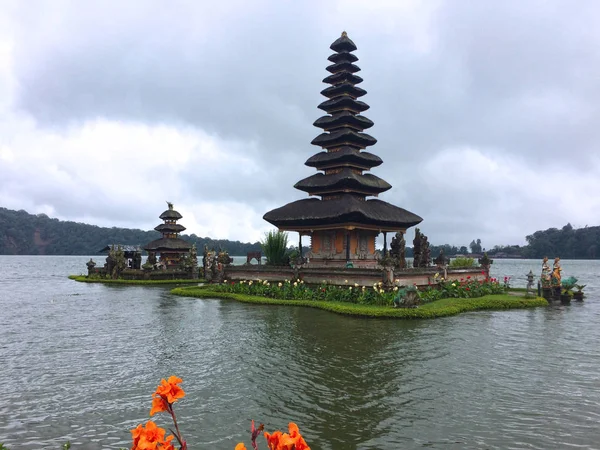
(68, 275, 204, 286)
(171, 285, 547, 319)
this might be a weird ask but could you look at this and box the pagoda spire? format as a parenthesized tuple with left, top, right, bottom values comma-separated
(295, 31, 390, 198)
(263, 33, 422, 269)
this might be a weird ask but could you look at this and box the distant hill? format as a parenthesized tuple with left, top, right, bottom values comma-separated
(0, 207, 262, 255)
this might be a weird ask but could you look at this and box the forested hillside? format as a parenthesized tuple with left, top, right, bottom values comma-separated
(1, 207, 599, 258)
(0, 207, 262, 255)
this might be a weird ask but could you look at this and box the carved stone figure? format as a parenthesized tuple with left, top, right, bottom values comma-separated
(541, 256, 552, 288)
(132, 252, 142, 270)
(393, 286, 421, 308)
(478, 252, 493, 278)
(217, 250, 233, 265)
(551, 257, 562, 287)
(389, 232, 407, 269)
(413, 228, 422, 268)
(420, 235, 431, 268)
(112, 245, 127, 278)
(434, 249, 447, 269)
(105, 245, 116, 276)
(86, 258, 96, 276)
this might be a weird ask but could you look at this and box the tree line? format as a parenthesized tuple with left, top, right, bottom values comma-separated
(0, 207, 262, 256)
(1, 207, 598, 259)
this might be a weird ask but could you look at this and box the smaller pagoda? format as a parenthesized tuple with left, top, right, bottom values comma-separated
(144, 202, 191, 268)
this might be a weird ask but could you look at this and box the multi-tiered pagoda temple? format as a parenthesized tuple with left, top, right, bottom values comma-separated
(144, 202, 191, 268)
(264, 32, 422, 268)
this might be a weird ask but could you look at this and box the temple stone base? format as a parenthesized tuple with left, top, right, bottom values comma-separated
(224, 265, 485, 287)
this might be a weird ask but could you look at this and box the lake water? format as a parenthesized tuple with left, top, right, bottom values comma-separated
(1, 256, 599, 449)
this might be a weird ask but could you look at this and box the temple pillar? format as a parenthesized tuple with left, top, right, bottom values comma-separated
(345, 232, 350, 262)
(383, 232, 387, 256)
(299, 233, 303, 259)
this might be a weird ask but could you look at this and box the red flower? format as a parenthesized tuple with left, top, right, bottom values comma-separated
(467, 276, 471, 279)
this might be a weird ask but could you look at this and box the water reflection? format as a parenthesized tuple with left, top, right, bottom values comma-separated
(1, 257, 600, 449)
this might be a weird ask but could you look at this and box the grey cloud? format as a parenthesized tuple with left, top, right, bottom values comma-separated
(4, 0, 600, 246)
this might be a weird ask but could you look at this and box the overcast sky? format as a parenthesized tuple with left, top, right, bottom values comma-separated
(1, 0, 599, 248)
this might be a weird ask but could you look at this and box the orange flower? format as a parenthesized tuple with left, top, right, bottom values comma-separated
(155, 376, 185, 404)
(130, 420, 169, 450)
(264, 430, 283, 450)
(157, 435, 176, 450)
(150, 395, 169, 416)
(264, 424, 310, 450)
(235, 444, 248, 450)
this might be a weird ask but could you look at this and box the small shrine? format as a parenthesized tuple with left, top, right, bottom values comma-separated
(264, 32, 422, 267)
(144, 202, 192, 269)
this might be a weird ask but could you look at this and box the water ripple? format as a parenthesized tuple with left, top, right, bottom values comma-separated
(1, 256, 600, 449)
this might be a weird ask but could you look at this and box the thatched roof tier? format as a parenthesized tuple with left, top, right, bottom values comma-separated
(262, 32, 422, 237)
(317, 96, 369, 114)
(311, 129, 376, 149)
(295, 169, 391, 196)
(305, 148, 382, 169)
(159, 209, 183, 220)
(323, 72, 363, 86)
(143, 238, 191, 252)
(327, 51, 358, 63)
(154, 223, 186, 233)
(320, 83, 367, 100)
(326, 61, 361, 74)
(313, 111, 373, 131)
(330, 32, 357, 52)
(264, 195, 422, 231)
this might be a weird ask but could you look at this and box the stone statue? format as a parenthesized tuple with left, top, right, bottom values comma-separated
(105, 245, 116, 276)
(393, 286, 421, 308)
(204, 250, 215, 282)
(112, 245, 127, 278)
(217, 250, 233, 265)
(148, 252, 157, 267)
(389, 232, 407, 269)
(421, 235, 431, 268)
(132, 251, 142, 270)
(434, 249, 447, 269)
(478, 252, 493, 278)
(86, 258, 96, 276)
(541, 256, 551, 288)
(413, 228, 422, 268)
(551, 257, 562, 287)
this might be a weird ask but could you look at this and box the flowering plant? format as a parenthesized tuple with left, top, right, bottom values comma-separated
(129, 376, 310, 450)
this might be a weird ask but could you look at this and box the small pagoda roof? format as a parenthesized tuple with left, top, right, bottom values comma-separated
(263, 195, 422, 231)
(330, 32, 357, 52)
(318, 97, 369, 114)
(159, 209, 183, 220)
(143, 238, 192, 252)
(305, 148, 382, 169)
(326, 61, 361, 74)
(327, 51, 358, 63)
(313, 111, 373, 131)
(320, 83, 367, 100)
(323, 72, 363, 85)
(311, 129, 377, 148)
(295, 169, 391, 195)
(154, 223, 186, 233)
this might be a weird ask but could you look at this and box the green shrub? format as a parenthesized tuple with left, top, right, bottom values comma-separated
(449, 256, 476, 268)
(171, 286, 548, 319)
(261, 230, 289, 266)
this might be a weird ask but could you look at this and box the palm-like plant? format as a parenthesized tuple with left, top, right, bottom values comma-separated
(261, 230, 289, 266)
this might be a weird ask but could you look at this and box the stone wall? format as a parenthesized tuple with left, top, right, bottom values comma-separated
(224, 265, 485, 287)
